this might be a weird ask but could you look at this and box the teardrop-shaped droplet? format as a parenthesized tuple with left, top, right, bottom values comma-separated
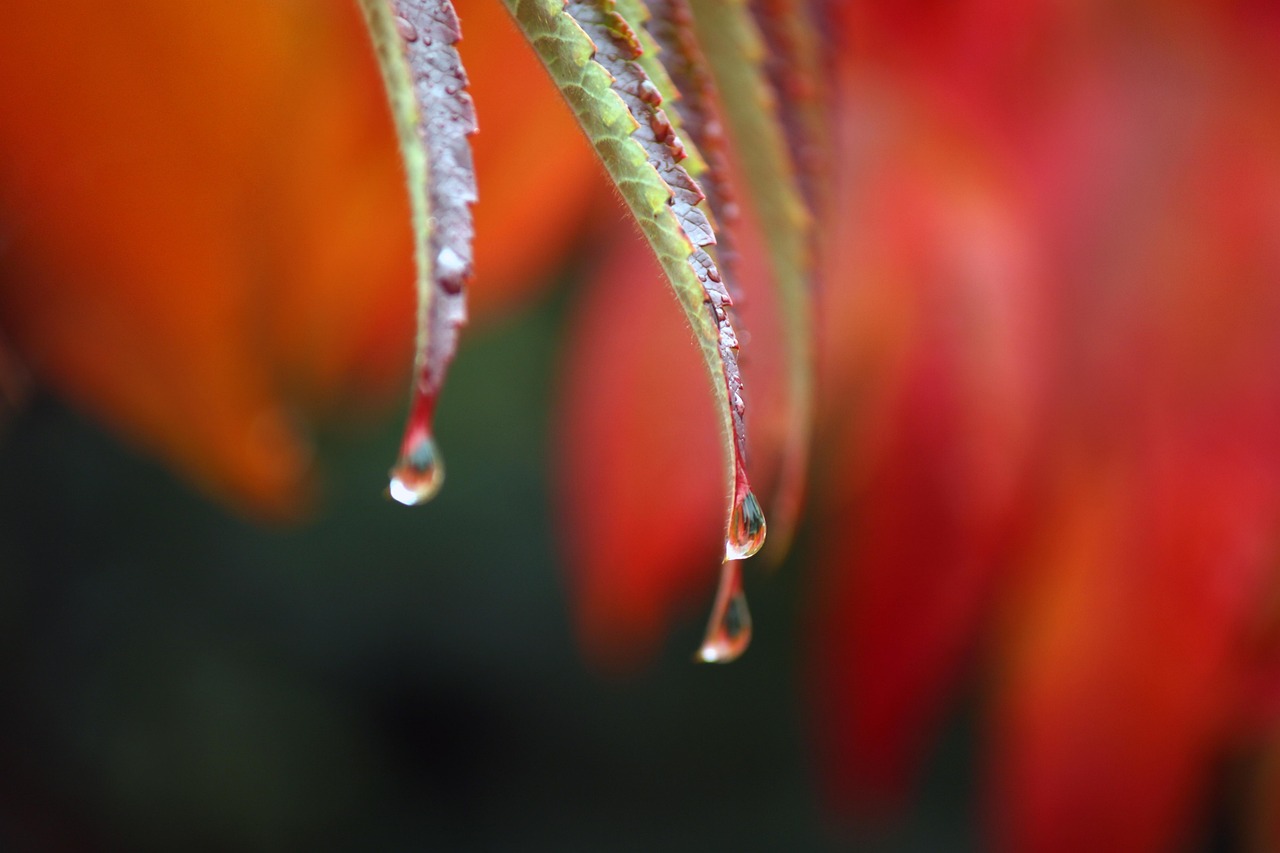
(696, 561, 752, 663)
(725, 489, 766, 561)
(387, 428, 444, 505)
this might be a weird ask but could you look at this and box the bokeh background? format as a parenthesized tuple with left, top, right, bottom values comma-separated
(4, 1, 1280, 851)
(0, 309, 883, 851)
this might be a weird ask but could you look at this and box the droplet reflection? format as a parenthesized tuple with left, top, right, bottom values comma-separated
(696, 561, 752, 663)
(725, 489, 766, 561)
(387, 430, 444, 505)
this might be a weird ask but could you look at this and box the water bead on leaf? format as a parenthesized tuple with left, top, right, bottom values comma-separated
(726, 488, 766, 561)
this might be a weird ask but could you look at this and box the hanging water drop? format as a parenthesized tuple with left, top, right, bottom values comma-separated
(387, 427, 444, 505)
(696, 561, 752, 663)
(725, 489, 766, 561)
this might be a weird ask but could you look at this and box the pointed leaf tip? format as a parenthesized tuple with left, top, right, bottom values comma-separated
(688, 0, 816, 559)
(504, 0, 766, 560)
(358, 0, 477, 503)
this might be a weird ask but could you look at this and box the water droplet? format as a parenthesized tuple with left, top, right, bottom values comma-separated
(394, 15, 418, 42)
(387, 430, 444, 505)
(436, 245, 468, 294)
(696, 561, 751, 663)
(725, 489, 766, 560)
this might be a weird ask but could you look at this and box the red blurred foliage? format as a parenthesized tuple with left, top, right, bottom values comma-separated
(807, 104, 1045, 809)
(0, 0, 598, 516)
(556, 2, 1280, 851)
(818, 3, 1280, 850)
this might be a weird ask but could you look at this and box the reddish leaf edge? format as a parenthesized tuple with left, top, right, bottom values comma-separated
(357, 0, 478, 506)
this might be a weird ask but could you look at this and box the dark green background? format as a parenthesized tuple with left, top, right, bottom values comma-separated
(0, 287, 978, 851)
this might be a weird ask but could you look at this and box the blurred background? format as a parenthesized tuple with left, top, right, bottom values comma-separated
(0, 310, 882, 851)
(4, 1, 1280, 851)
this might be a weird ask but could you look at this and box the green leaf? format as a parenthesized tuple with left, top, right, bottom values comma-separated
(357, 0, 477, 506)
(687, 0, 815, 558)
(504, 0, 767, 562)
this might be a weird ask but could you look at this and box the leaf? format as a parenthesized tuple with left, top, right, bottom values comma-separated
(748, 0, 831, 213)
(554, 139, 794, 670)
(503, 0, 766, 563)
(357, 0, 478, 505)
(643, 0, 743, 292)
(686, 0, 814, 557)
(457, 4, 606, 318)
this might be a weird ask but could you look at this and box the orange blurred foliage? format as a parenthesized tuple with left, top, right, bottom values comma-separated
(0, 0, 599, 517)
